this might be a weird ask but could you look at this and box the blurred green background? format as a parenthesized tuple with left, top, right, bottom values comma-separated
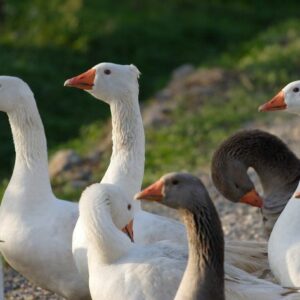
(1, 0, 300, 197)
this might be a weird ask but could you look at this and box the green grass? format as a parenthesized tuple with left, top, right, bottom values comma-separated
(60, 18, 300, 196)
(143, 84, 267, 185)
(2, 4, 300, 199)
(1, 1, 300, 176)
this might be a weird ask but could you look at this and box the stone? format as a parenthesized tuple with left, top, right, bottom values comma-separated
(49, 149, 81, 178)
(171, 64, 195, 81)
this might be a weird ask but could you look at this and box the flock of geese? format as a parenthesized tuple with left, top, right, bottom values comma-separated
(0, 62, 300, 299)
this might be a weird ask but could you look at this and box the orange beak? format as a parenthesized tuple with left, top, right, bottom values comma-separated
(240, 189, 263, 208)
(64, 68, 96, 90)
(258, 90, 286, 112)
(135, 179, 164, 202)
(121, 219, 134, 242)
(293, 192, 300, 199)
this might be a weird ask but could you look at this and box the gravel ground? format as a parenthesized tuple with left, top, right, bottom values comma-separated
(4, 115, 300, 299)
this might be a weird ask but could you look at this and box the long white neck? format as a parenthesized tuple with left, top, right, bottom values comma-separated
(4, 99, 53, 204)
(82, 196, 132, 267)
(0, 257, 3, 300)
(101, 94, 145, 210)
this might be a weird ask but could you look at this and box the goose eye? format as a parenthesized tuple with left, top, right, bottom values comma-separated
(104, 69, 111, 75)
(127, 204, 132, 210)
(234, 183, 239, 189)
(293, 87, 299, 93)
(172, 179, 179, 185)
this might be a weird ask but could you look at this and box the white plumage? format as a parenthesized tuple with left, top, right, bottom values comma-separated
(66, 63, 272, 284)
(0, 76, 90, 299)
(260, 81, 300, 287)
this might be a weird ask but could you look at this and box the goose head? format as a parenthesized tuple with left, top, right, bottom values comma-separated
(212, 158, 263, 208)
(136, 173, 225, 300)
(259, 81, 300, 114)
(0, 76, 34, 113)
(64, 63, 140, 104)
(80, 183, 134, 242)
(135, 172, 211, 210)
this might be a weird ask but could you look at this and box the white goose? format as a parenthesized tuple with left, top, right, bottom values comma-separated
(79, 183, 186, 300)
(0, 257, 3, 300)
(65, 63, 271, 282)
(79, 173, 300, 300)
(0, 77, 90, 299)
(259, 81, 300, 287)
(65, 63, 187, 281)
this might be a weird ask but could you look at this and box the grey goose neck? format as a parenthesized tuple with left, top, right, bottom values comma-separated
(212, 129, 300, 237)
(178, 184, 225, 300)
(212, 130, 300, 211)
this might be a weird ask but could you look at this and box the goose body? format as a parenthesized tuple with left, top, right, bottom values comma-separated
(212, 129, 300, 238)
(136, 173, 300, 300)
(88, 242, 186, 300)
(80, 184, 186, 300)
(0, 77, 90, 299)
(268, 192, 300, 287)
(259, 81, 300, 287)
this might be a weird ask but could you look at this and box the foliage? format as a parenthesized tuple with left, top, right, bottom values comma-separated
(1, 1, 300, 176)
(237, 20, 300, 88)
(70, 19, 300, 193)
(1, 2, 300, 198)
(142, 19, 300, 185)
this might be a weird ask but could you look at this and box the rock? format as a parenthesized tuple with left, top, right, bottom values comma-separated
(49, 150, 82, 178)
(142, 102, 172, 128)
(143, 67, 229, 128)
(71, 180, 89, 189)
(154, 88, 173, 101)
(72, 169, 91, 181)
(4, 266, 61, 299)
(88, 150, 102, 164)
(171, 64, 195, 81)
(168, 68, 226, 98)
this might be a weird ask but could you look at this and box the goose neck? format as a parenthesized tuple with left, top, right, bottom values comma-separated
(6, 102, 52, 197)
(81, 196, 132, 266)
(239, 153, 300, 200)
(216, 132, 300, 196)
(176, 204, 225, 300)
(101, 96, 145, 197)
(110, 97, 144, 154)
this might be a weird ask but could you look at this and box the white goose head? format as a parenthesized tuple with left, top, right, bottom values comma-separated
(80, 183, 134, 242)
(64, 63, 141, 104)
(259, 80, 300, 115)
(0, 76, 34, 113)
